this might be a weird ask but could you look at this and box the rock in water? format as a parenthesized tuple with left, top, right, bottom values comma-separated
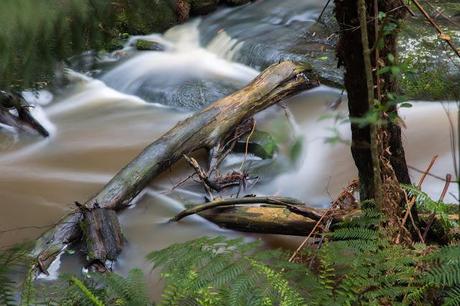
(135, 39, 166, 51)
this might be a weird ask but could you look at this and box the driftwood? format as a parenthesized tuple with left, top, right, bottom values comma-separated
(81, 208, 124, 263)
(170, 196, 327, 222)
(198, 206, 360, 236)
(0, 91, 49, 137)
(31, 61, 320, 273)
(193, 202, 458, 238)
(170, 196, 360, 236)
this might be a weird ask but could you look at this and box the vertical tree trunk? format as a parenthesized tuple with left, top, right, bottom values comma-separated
(334, 0, 411, 201)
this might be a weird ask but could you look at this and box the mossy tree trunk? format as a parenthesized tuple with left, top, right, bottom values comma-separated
(334, 0, 411, 204)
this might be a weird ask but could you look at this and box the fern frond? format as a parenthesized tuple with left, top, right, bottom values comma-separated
(249, 259, 306, 306)
(100, 268, 150, 306)
(69, 276, 105, 306)
(0, 244, 33, 306)
(444, 287, 460, 306)
(402, 184, 454, 227)
(330, 227, 378, 241)
(427, 265, 460, 287)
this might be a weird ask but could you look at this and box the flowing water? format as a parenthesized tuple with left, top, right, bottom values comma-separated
(0, 0, 458, 300)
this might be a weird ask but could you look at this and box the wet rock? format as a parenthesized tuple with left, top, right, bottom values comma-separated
(398, 0, 460, 100)
(189, 0, 220, 15)
(198, 0, 344, 87)
(234, 130, 278, 159)
(136, 78, 244, 110)
(224, 0, 251, 6)
(135, 39, 166, 51)
(197, 0, 459, 99)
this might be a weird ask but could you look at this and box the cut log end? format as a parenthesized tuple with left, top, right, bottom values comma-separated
(81, 208, 124, 263)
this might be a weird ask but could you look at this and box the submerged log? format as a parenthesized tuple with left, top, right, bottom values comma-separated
(31, 61, 320, 273)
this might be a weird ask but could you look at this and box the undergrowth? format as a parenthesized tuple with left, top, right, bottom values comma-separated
(1, 199, 459, 305)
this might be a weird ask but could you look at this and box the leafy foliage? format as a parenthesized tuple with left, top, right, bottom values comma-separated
(423, 245, 460, 306)
(0, 244, 34, 306)
(148, 236, 310, 306)
(1, 205, 458, 305)
(41, 268, 152, 306)
(402, 184, 456, 228)
(149, 206, 460, 305)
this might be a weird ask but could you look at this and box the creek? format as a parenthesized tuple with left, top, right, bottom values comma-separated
(0, 0, 457, 300)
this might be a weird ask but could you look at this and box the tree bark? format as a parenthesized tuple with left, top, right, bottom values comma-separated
(334, 0, 411, 199)
(31, 61, 319, 273)
(0, 91, 49, 137)
(198, 206, 360, 236)
(170, 196, 327, 222)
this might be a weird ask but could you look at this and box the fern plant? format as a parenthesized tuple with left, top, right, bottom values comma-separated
(148, 236, 313, 306)
(149, 205, 459, 306)
(37, 268, 153, 306)
(0, 244, 34, 306)
(422, 244, 460, 306)
(402, 184, 456, 228)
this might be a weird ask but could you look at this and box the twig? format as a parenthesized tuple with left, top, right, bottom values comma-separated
(422, 174, 452, 240)
(417, 155, 439, 188)
(396, 155, 438, 243)
(317, 0, 332, 23)
(169, 196, 326, 222)
(421, 0, 460, 27)
(239, 119, 256, 171)
(289, 209, 330, 262)
(308, 218, 333, 269)
(403, 1, 417, 17)
(183, 154, 214, 199)
(289, 180, 357, 263)
(409, 209, 425, 243)
(408, 165, 449, 182)
(410, 0, 460, 58)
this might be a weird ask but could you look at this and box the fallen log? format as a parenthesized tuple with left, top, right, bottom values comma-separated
(197, 205, 459, 237)
(31, 61, 320, 273)
(170, 196, 327, 222)
(171, 196, 360, 236)
(0, 91, 49, 137)
(197, 206, 350, 236)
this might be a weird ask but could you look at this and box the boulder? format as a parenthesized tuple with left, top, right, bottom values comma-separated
(224, 0, 251, 6)
(135, 39, 166, 51)
(189, 0, 220, 15)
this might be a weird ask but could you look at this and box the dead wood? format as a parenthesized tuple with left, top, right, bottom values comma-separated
(198, 206, 361, 236)
(31, 61, 319, 273)
(170, 196, 327, 222)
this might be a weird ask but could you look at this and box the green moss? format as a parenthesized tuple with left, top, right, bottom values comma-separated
(135, 39, 165, 51)
(235, 130, 278, 159)
(400, 65, 460, 101)
(114, 0, 177, 35)
(399, 17, 460, 100)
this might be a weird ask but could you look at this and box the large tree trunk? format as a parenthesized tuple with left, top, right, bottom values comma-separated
(31, 61, 319, 273)
(334, 0, 411, 200)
